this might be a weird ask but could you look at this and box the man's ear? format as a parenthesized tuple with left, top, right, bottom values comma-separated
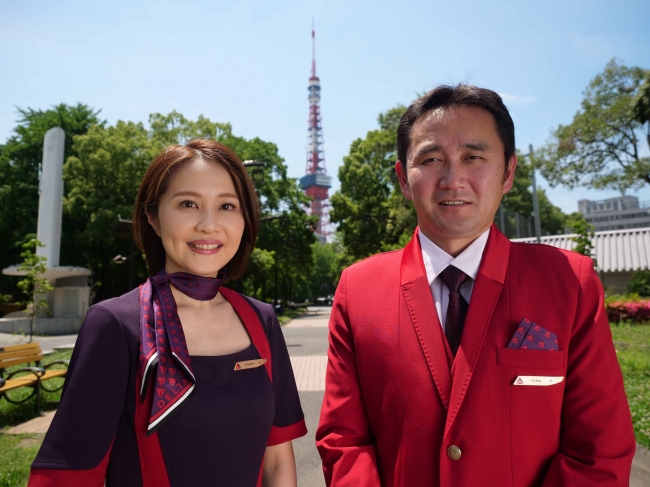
(395, 161, 413, 200)
(502, 154, 518, 194)
(146, 209, 161, 237)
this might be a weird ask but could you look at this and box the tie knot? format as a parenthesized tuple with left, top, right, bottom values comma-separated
(438, 265, 469, 293)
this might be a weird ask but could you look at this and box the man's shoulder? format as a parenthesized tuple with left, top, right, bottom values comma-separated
(343, 248, 404, 281)
(509, 241, 588, 274)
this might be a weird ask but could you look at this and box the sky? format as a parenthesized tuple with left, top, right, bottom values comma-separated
(1, 0, 649, 214)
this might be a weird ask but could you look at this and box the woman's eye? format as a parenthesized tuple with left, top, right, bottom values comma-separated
(221, 203, 237, 211)
(181, 201, 198, 209)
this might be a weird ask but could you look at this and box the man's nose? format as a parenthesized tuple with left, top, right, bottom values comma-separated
(438, 160, 465, 189)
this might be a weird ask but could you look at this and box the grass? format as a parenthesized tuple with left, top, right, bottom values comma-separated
(611, 323, 650, 448)
(277, 307, 308, 325)
(0, 349, 72, 487)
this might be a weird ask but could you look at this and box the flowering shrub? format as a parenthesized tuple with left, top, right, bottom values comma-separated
(606, 294, 650, 324)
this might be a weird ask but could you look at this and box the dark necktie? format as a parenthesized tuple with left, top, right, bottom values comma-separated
(439, 265, 470, 356)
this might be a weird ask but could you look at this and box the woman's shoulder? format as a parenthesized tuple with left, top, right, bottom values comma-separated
(82, 287, 141, 342)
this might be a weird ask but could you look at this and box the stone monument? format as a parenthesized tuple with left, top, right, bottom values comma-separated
(1, 127, 91, 334)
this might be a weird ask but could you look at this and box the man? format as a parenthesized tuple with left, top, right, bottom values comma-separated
(316, 85, 635, 486)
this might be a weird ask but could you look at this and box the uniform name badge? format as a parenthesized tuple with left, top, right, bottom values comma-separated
(234, 358, 267, 371)
(513, 376, 564, 386)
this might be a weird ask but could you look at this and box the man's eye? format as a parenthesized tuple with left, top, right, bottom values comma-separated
(468, 155, 483, 161)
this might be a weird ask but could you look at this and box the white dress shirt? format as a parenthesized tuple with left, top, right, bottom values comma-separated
(418, 228, 490, 330)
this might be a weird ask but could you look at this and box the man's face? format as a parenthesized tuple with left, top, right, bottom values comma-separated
(396, 105, 516, 250)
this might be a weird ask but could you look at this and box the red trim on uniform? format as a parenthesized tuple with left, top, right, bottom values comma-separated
(135, 373, 171, 487)
(28, 440, 114, 487)
(220, 288, 273, 382)
(267, 419, 308, 446)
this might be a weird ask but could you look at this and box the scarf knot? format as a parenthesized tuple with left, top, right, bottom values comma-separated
(139, 270, 225, 434)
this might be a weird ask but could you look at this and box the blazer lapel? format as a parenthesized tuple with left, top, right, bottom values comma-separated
(401, 229, 453, 410)
(444, 225, 511, 435)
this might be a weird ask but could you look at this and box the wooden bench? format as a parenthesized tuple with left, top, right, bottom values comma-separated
(0, 342, 69, 413)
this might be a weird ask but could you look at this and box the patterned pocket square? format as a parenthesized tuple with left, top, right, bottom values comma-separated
(507, 318, 559, 351)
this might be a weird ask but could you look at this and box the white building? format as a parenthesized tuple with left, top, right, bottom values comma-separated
(578, 195, 650, 231)
(512, 227, 650, 294)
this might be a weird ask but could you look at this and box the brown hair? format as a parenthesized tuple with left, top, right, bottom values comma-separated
(133, 139, 259, 279)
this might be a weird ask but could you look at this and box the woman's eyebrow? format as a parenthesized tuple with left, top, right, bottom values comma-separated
(171, 191, 239, 199)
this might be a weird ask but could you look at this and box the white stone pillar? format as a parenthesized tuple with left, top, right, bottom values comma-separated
(36, 127, 65, 268)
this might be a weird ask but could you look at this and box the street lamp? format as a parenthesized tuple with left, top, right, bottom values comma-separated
(242, 160, 265, 183)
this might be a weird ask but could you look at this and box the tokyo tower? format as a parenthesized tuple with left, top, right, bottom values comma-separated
(300, 22, 332, 243)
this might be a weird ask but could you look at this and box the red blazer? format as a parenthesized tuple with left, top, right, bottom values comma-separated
(316, 225, 635, 487)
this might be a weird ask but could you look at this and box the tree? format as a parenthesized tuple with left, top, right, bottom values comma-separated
(626, 269, 650, 297)
(331, 106, 413, 263)
(566, 212, 597, 268)
(309, 242, 339, 299)
(632, 70, 650, 147)
(0, 104, 103, 296)
(540, 59, 650, 192)
(15, 239, 54, 341)
(500, 152, 567, 237)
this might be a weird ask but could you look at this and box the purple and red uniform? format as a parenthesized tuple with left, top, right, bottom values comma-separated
(29, 287, 306, 487)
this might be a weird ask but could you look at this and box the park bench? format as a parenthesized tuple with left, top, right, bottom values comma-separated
(0, 342, 69, 413)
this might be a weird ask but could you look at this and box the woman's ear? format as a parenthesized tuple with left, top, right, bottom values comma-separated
(146, 209, 161, 237)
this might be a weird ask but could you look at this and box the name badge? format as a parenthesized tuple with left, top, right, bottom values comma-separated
(234, 358, 267, 371)
(513, 376, 564, 386)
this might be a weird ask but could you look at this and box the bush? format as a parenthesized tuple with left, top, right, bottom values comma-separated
(606, 294, 650, 323)
(627, 269, 650, 297)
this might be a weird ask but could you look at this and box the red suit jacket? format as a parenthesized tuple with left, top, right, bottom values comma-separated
(316, 225, 635, 486)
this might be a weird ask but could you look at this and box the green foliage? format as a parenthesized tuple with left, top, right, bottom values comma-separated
(500, 152, 567, 236)
(627, 270, 650, 297)
(309, 242, 339, 298)
(610, 324, 650, 447)
(567, 212, 597, 267)
(632, 70, 650, 149)
(540, 59, 650, 192)
(15, 239, 54, 340)
(331, 106, 415, 264)
(0, 104, 103, 297)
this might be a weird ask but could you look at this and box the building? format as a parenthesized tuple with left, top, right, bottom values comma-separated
(578, 195, 650, 231)
(512, 226, 650, 293)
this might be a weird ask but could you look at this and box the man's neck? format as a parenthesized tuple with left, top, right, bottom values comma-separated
(419, 226, 491, 257)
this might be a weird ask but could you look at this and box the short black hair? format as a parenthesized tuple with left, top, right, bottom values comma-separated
(397, 84, 515, 170)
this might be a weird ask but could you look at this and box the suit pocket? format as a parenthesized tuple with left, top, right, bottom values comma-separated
(496, 347, 565, 369)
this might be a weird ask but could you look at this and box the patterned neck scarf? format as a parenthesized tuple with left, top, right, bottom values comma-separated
(139, 269, 225, 434)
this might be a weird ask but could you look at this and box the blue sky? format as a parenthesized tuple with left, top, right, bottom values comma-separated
(1, 0, 649, 214)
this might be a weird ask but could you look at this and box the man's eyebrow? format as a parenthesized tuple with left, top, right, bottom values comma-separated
(414, 144, 443, 159)
(171, 190, 239, 199)
(461, 141, 489, 151)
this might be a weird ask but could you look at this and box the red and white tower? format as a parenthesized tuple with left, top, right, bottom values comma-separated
(300, 23, 331, 243)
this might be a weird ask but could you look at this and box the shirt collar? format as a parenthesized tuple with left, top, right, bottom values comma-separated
(418, 228, 491, 286)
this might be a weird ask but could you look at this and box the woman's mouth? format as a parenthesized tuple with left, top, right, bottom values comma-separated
(187, 241, 223, 254)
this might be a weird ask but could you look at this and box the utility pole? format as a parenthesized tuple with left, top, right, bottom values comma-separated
(529, 144, 542, 244)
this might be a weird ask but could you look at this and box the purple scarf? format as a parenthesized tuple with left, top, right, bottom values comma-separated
(139, 270, 225, 434)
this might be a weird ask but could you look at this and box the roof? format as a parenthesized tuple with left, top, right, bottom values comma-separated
(511, 226, 650, 273)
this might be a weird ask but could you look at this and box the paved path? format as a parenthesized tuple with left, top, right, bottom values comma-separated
(0, 333, 77, 350)
(5, 305, 650, 486)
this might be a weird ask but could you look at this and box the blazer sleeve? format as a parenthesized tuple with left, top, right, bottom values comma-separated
(542, 257, 636, 486)
(29, 303, 131, 487)
(316, 269, 382, 487)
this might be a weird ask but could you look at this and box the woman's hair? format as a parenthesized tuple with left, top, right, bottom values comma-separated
(133, 139, 259, 279)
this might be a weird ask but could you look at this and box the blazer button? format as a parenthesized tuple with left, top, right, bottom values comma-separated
(447, 445, 462, 461)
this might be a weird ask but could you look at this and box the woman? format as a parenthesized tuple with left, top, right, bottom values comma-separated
(29, 140, 307, 487)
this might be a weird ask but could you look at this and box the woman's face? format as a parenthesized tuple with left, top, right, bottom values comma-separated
(148, 158, 246, 277)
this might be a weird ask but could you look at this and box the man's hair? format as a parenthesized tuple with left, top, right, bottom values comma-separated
(133, 139, 259, 279)
(397, 84, 515, 170)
